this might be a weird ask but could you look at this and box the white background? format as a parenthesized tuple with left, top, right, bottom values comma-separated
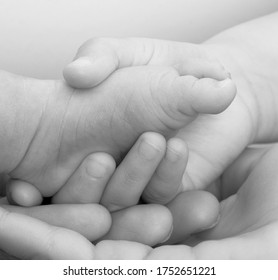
(1, 260, 278, 280)
(0, 0, 278, 78)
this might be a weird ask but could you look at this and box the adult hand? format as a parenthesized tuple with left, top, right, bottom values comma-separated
(0, 201, 97, 259)
(0, 152, 112, 259)
(88, 145, 278, 259)
(5, 140, 275, 259)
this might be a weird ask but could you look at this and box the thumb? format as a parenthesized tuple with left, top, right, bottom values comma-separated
(0, 207, 95, 259)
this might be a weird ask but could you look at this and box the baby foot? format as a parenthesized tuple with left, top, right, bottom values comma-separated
(10, 64, 235, 196)
(63, 37, 231, 88)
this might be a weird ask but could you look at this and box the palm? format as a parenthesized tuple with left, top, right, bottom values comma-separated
(189, 145, 278, 259)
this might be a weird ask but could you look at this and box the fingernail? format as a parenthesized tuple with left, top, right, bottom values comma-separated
(166, 139, 186, 162)
(86, 158, 107, 179)
(160, 225, 174, 243)
(165, 147, 180, 162)
(138, 139, 161, 160)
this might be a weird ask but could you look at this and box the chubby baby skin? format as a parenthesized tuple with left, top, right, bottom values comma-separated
(63, 12, 278, 191)
(0, 55, 234, 197)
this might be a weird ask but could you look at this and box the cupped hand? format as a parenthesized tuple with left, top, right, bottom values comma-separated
(6, 138, 276, 259)
(90, 145, 278, 259)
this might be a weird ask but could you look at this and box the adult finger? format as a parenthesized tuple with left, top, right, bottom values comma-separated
(1, 203, 111, 242)
(0, 207, 95, 259)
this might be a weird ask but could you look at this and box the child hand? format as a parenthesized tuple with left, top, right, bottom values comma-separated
(6, 143, 173, 246)
(52, 132, 179, 246)
(52, 132, 219, 245)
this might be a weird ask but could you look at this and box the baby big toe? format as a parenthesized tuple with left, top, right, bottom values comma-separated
(63, 56, 117, 89)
